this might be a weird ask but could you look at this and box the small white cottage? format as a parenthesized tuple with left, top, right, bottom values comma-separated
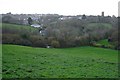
(31, 24, 41, 28)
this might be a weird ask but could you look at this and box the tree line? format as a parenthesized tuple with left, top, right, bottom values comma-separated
(2, 15, 119, 49)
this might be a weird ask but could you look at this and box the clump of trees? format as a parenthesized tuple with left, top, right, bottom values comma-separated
(44, 18, 114, 48)
(2, 23, 45, 47)
(2, 15, 119, 50)
(51, 40, 60, 48)
(2, 15, 24, 25)
(110, 29, 119, 50)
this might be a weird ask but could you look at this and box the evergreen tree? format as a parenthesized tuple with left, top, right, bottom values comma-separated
(28, 17, 33, 25)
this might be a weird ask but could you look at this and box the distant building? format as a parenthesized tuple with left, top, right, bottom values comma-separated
(78, 17, 82, 20)
(31, 24, 41, 28)
(102, 12, 104, 17)
(58, 16, 72, 20)
(39, 30, 46, 36)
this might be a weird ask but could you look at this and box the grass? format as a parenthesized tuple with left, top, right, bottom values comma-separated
(97, 39, 111, 46)
(96, 39, 114, 48)
(2, 23, 39, 34)
(2, 44, 118, 78)
(0, 44, 2, 79)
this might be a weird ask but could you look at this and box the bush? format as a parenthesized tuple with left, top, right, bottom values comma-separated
(51, 40, 60, 48)
(29, 35, 46, 47)
(92, 43, 102, 47)
(2, 33, 32, 46)
(58, 39, 67, 48)
(107, 45, 114, 49)
(3, 34, 20, 44)
(20, 34, 30, 39)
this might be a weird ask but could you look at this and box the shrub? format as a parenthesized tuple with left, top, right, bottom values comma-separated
(2, 33, 32, 46)
(51, 40, 60, 48)
(20, 34, 30, 39)
(107, 45, 114, 49)
(58, 39, 67, 48)
(92, 43, 102, 47)
(29, 35, 46, 47)
(47, 37, 56, 44)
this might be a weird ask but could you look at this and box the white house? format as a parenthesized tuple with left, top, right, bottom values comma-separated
(31, 24, 41, 28)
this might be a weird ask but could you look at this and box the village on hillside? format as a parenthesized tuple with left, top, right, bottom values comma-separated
(1, 12, 117, 26)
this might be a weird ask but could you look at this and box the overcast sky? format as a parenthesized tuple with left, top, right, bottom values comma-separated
(0, 0, 119, 16)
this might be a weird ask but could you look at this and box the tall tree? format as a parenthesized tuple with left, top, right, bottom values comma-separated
(82, 14, 86, 20)
(28, 17, 33, 25)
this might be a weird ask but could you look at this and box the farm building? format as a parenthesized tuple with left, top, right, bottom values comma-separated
(31, 24, 41, 28)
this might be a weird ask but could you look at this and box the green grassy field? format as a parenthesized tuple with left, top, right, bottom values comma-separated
(2, 44, 118, 78)
(0, 45, 2, 79)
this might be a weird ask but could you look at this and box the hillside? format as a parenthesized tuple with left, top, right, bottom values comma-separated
(2, 22, 114, 48)
(2, 44, 118, 78)
(86, 23, 112, 29)
(2, 23, 112, 31)
(2, 23, 39, 34)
